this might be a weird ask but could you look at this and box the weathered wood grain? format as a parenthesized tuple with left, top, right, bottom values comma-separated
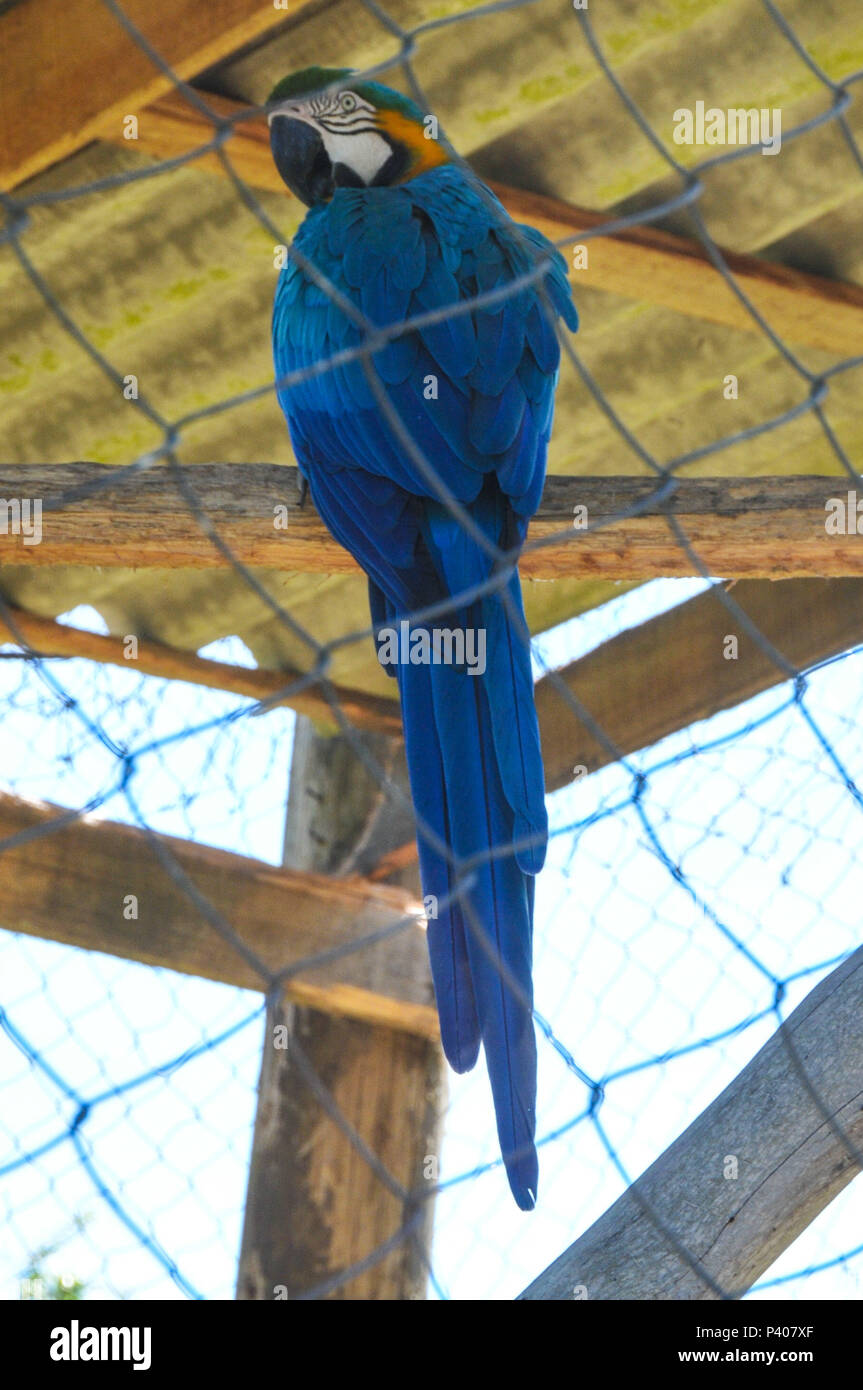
(0, 0, 300, 189)
(9, 575, 862, 830)
(0, 791, 437, 1037)
(520, 945, 863, 1299)
(3, 466, 862, 579)
(538, 576, 863, 791)
(237, 717, 442, 1301)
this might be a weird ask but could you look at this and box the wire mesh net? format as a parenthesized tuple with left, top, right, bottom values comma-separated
(1, 0, 862, 1300)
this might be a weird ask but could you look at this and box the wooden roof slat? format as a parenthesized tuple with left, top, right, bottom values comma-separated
(10, 575, 861, 803)
(0, 0, 303, 190)
(372, 575, 863, 877)
(0, 603, 402, 734)
(100, 91, 863, 357)
(521, 943, 863, 1299)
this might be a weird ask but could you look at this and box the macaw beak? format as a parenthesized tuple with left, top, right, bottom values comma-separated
(269, 114, 334, 207)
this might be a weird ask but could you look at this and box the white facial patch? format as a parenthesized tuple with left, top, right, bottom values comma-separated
(317, 127, 392, 185)
(268, 96, 392, 187)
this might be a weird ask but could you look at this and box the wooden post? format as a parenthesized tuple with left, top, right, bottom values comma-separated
(236, 718, 445, 1300)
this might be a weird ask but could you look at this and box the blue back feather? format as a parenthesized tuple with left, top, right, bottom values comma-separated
(273, 162, 577, 1208)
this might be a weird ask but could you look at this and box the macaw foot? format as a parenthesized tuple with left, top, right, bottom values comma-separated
(296, 473, 309, 509)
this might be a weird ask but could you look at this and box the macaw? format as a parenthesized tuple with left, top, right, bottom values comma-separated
(268, 67, 577, 1209)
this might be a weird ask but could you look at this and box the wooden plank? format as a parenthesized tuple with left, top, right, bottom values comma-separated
(0, 0, 301, 190)
(0, 603, 402, 735)
(0, 791, 437, 1038)
(237, 717, 442, 1301)
(506, 185, 863, 358)
(3, 466, 863, 579)
(7, 577, 860, 800)
(372, 577, 863, 880)
(520, 945, 863, 1300)
(10, 575, 858, 888)
(538, 577, 863, 793)
(127, 89, 282, 192)
(107, 91, 863, 356)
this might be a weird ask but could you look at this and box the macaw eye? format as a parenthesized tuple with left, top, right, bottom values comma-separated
(340, 92, 358, 112)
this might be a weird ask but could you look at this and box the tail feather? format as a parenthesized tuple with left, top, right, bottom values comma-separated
(397, 590, 544, 1209)
(482, 581, 547, 875)
(397, 657, 481, 1075)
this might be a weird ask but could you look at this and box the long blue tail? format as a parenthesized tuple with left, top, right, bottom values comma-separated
(392, 572, 546, 1209)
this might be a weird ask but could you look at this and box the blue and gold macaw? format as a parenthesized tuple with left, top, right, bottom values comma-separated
(269, 67, 577, 1209)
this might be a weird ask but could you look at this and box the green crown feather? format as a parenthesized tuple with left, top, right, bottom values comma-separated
(267, 67, 425, 125)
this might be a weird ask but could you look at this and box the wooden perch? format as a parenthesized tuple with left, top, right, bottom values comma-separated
(0, 603, 402, 735)
(0, 791, 437, 1039)
(105, 90, 863, 356)
(520, 944, 863, 1299)
(0, 0, 301, 189)
(2, 466, 862, 578)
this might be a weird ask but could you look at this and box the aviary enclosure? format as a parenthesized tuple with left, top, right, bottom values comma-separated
(1, 0, 862, 1306)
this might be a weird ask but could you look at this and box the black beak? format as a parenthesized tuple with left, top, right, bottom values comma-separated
(269, 115, 334, 207)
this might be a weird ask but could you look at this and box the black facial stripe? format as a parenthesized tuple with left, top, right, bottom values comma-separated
(317, 115, 378, 135)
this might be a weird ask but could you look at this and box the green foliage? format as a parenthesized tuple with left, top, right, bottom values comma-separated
(20, 1217, 89, 1301)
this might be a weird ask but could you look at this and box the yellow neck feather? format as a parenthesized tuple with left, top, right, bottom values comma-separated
(378, 108, 451, 180)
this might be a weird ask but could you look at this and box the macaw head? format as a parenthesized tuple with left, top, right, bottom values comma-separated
(267, 66, 449, 206)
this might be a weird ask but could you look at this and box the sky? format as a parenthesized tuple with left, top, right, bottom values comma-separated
(0, 577, 861, 1301)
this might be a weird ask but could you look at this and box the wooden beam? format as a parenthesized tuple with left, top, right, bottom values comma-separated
(9, 575, 858, 886)
(0, 603, 402, 736)
(520, 944, 863, 1300)
(0, 791, 437, 1039)
(106, 91, 863, 357)
(0, 1, 301, 190)
(538, 577, 863, 793)
(512, 185, 863, 359)
(3, 466, 862, 579)
(372, 577, 863, 881)
(125, 89, 282, 192)
(237, 718, 442, 1301)
(7, 576, 860, 804)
